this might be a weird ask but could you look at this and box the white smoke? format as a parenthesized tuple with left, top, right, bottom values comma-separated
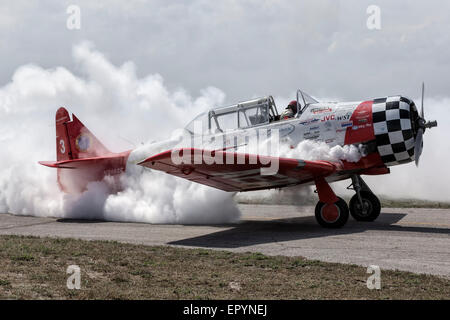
(235, 137, 362, 205)
(0, 41, 240, 223)
(280, 140, 362, 163)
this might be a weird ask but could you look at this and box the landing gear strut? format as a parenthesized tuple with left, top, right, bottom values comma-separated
(348, 175, 381, 222)
(314, 177, 349, 228)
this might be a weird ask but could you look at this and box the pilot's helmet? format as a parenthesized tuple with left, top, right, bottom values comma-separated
(287, 100, 298, 114)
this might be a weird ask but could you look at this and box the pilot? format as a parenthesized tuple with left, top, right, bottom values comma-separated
(280, 100, 298, 120)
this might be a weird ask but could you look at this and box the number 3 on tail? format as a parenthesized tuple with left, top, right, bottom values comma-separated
(60, 139, 66, 154)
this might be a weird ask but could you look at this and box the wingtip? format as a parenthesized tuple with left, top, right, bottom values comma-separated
(38, 161, 58, 168)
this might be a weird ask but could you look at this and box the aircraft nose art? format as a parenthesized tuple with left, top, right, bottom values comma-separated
(344, 100, 375, 145)
(371, 96, 417, 166)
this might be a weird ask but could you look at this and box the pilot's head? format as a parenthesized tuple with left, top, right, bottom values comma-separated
(287, 100, 298, 114)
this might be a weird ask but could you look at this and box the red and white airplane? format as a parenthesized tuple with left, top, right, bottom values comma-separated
(39, 86, 437, 228)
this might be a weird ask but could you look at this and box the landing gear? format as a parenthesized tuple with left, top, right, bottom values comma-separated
(314, 177, 349, 228)
(313, 175, 381, 228)
(348, 175, 381, 222)
(315, 197, 349, 228)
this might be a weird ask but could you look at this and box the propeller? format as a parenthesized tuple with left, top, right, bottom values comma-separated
(414, 82, 438, 166)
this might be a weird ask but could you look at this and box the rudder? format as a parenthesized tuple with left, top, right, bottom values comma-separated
(55, 107, 111, 161)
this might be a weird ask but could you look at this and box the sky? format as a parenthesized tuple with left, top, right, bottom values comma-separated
(1, 0, 450, 102)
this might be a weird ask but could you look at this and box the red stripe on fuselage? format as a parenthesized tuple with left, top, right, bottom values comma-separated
(344, 101, 375, 145)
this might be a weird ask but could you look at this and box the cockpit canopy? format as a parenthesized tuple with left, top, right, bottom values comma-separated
(185, 96, 279, 135)
(185, 90, 318, 135)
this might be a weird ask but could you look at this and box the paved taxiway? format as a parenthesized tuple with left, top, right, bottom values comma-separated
(1, 205, 449, 277)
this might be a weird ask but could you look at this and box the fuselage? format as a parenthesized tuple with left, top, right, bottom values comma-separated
(131, 96, 420, 172)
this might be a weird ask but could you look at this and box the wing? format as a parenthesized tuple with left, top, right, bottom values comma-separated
(137, 148, 340, 192)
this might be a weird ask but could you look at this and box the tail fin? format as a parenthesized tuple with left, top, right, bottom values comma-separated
(55, 107, 111, 161)
(42, 107, 131, 193)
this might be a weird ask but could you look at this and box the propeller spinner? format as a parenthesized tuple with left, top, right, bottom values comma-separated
(414, 82, 438, 166)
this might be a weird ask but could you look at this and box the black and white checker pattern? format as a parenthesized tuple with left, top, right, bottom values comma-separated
(372, 96, 417, 166)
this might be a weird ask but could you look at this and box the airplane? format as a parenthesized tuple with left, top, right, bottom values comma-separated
(39, 85, 437, 228)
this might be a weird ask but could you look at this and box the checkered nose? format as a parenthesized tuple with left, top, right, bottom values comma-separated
(372, 96, 418, 166)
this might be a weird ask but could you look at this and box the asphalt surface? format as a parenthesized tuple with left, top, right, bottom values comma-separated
(1, 205, 449, 277)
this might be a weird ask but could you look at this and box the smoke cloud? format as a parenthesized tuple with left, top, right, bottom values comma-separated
(0, 42, 239, 223)
(282, 140, 362, 163)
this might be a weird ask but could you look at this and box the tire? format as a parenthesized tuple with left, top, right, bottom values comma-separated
(349, 191, 381, 222)
(315, 197, 349, 228)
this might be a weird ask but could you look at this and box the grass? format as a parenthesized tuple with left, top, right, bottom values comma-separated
(0, 235, 449, 300)
(379, 199, 450, 209)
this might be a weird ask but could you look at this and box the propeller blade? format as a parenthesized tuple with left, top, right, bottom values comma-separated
(421, 82, 425, 119)
(414, 128, 424, 166)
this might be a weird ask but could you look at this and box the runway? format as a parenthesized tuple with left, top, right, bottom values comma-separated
(1, 205, 449, 277)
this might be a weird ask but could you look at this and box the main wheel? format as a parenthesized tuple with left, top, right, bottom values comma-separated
(349, 191, 381, 222)
(315, 197, 349, 228)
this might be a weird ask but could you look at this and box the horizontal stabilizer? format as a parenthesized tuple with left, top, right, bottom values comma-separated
(39, 151, 131, 169)
(39, 151, 130, 169)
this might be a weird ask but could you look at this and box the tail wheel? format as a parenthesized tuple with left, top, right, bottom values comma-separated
(315, 197, 349, 228)
(349, 191, 381, 222)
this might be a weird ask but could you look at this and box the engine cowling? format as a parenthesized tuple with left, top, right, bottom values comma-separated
(372, 96, 420, 166)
